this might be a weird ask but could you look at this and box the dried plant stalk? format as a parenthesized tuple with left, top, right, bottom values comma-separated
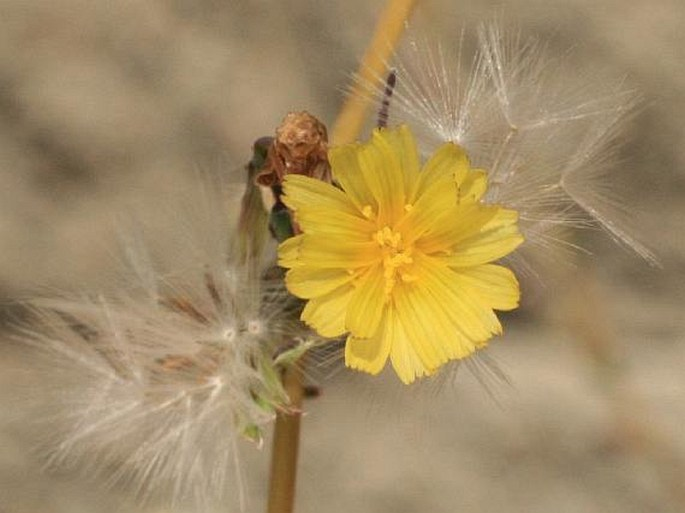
(330, 0, 418, 145)
(267, 365, 304, 513)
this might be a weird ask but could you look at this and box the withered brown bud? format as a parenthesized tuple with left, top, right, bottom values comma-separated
(256, 111, 331, 187)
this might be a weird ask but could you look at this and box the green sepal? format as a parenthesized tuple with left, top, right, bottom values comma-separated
(274, 338, 317, 367)
(269, 204, 295, 243)
(258, 359, 287, 402)
(242, 424, 264, 447)
(238, 137, 272, 262)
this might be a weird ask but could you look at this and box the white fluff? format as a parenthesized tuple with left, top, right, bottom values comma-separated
(367, 22, 657, 270)
(9, 171, 299, 511)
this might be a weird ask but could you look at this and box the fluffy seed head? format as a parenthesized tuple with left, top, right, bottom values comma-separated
(365, 22, 657, 271)
(9, 171, 305, 511)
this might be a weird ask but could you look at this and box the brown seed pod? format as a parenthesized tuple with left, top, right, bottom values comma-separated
(256, 111, 331, 186)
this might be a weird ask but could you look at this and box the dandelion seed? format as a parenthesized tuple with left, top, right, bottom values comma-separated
(367, 22, 656, 269)
(278, 125, 523, 384)
(10, 171, 310, 511)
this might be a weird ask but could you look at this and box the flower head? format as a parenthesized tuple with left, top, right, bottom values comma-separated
(279, 125, 523, 384)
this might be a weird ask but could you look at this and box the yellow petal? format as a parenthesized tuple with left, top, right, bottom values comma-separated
(398, 143, 469, 242)
(344, 308, 393, 375)
(398, 188, 455, 244)
(285, 267, 354, 299)
(294, 208, 374, 239)
(410, 141, 468, 203)
(447, 229, 523, 267)
(415, 253, 503, 342)
(296, 235, 379, 269)
(283, 174, 374, 239)
(392, 282, 450, 367)
(278, 234, 305, 268)
(328, 142, 376, 215)
(390, 313, 433, 384)
(300, 284, 354, 337)
(379, 124, 420, 191)
(458, 169, 488, 204)
(415, 203, 498, 254)
(345, 265, 386, 338)
(395, 273, 478, 362)
(445, 209, 524, 267)
(357, 129, 405, 223)
(282, 174, 358, 217)
(454, 265, 520, 311)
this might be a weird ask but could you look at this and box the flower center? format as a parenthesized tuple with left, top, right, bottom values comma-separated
(373, 226, 416, 298)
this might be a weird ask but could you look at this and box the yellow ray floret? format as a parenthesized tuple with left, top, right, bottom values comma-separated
(278, 124, 523, 384)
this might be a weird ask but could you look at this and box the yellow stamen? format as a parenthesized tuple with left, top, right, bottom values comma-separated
(373, 226, 414, 297)
(361, 205, 374, 218)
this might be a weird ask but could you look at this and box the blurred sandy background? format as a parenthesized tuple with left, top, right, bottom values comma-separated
(1, 0, 684, 512)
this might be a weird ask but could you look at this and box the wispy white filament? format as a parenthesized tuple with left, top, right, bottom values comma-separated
(366, 21, 657, 270)
(10, 172, 299, 511)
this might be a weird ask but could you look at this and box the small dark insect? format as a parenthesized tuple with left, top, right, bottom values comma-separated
(377, 69, 397, 128)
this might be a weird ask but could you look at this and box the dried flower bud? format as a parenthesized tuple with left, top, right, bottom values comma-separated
(256, 111, 331, 186)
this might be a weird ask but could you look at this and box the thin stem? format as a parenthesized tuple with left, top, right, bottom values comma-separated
(330, 0, 418, 145)
(265, 2, 417, 512)
(266, 365, 304, 513)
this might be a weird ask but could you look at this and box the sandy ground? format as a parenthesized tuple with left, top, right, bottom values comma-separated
(1, 0, 684, 512)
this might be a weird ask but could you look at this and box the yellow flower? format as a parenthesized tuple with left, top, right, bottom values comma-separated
(278, 125, 523, 384)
